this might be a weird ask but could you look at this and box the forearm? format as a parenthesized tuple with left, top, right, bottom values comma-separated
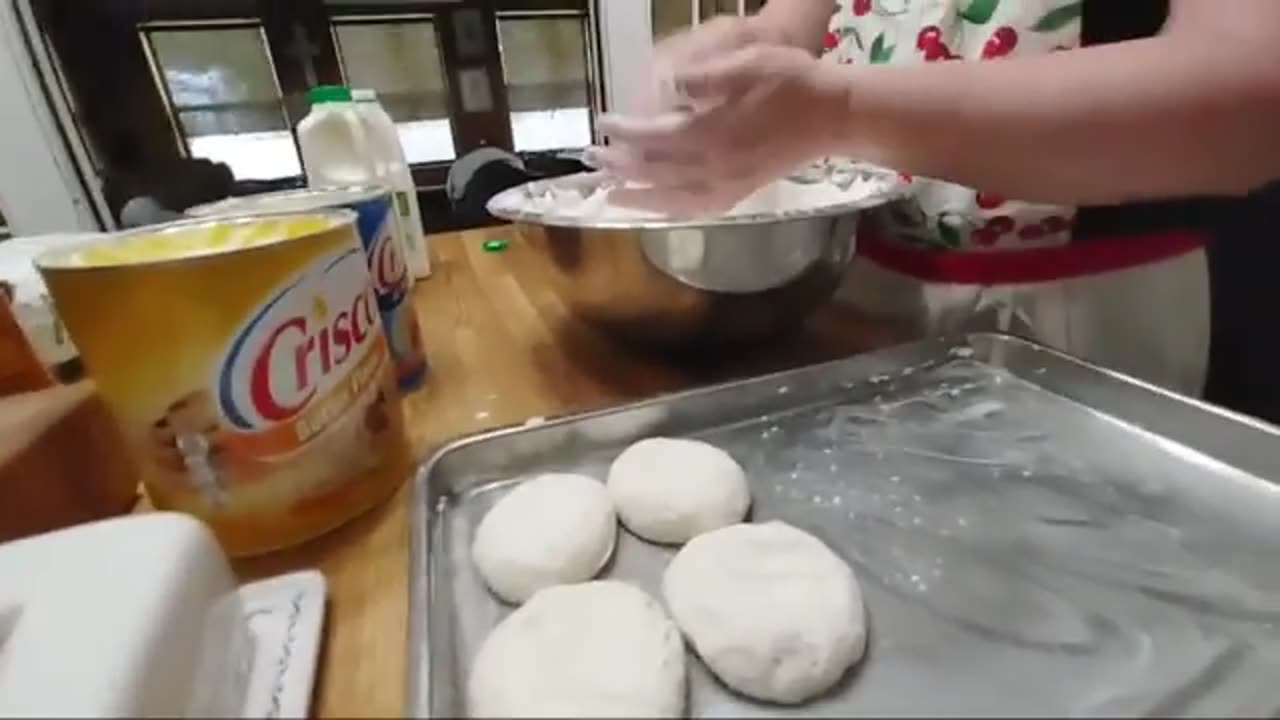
(752, 0, 835, 54)
(839, 39, 1280, 204)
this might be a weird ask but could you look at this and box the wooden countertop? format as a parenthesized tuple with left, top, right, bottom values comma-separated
(232, 226, 908, 718)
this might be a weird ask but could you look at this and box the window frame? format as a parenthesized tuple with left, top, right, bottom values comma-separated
(323, 4, 465, 187)
(328, 11, 460, 172)
(138, 18, 297, 177)
(655, 0, 760, 38)
(495, 7, 600, 153)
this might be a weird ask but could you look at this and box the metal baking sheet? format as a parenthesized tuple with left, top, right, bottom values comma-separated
(407, 333, 1280, 718)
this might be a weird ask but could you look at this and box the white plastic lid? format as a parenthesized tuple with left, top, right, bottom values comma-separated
(351, 88, 377, 102)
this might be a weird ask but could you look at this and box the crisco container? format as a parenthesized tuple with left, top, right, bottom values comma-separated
(36, 212, 411, 556)
(188, 187, 428, 391)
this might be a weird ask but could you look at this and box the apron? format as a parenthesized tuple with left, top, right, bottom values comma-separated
(825, 0, 1209, 396)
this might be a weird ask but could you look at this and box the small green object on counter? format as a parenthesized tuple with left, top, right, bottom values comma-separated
(482, 239, 509, 253)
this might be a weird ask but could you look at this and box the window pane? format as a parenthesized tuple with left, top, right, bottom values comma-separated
(146, 26, 298, 180)
(652, 0, 692, 40)
(333, 20, 455, 163)
(148, 28, 285, 123)
(653, 0, 765, 39)
(187, 132, 302, 181)
(497, 16, 592, 152)
(700, 0, 765, 21)
(177, 104, 288, 136)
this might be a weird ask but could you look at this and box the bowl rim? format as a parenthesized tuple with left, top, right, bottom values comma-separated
(485, 165, 910, 231)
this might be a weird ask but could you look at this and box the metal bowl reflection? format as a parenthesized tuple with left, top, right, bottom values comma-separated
(489, 169, 905, 353)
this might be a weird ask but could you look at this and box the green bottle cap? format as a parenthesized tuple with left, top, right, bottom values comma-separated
(482, 239, 509, 253)
(308, 85, 352, 105)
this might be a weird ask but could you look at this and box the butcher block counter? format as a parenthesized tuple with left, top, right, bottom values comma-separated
(231, 226, 906, 718)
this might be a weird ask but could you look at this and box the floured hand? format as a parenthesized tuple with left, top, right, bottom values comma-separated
(597, 46, 852, 216)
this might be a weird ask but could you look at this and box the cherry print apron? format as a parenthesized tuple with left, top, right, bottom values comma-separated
(825, 0, 1209, 396)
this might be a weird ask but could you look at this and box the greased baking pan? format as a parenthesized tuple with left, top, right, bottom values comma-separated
(409, 333, 1280, 717)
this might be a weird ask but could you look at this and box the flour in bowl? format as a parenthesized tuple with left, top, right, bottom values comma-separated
(487, 163, 899, 225)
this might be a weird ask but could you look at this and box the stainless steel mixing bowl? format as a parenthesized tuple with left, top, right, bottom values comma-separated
(487, 167, 907, 353)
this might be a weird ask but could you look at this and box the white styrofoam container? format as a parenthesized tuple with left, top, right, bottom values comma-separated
(0, 513, 325, 718)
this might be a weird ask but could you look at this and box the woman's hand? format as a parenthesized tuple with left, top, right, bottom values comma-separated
(597, 46, 853, 215)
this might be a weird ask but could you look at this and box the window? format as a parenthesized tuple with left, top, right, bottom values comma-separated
(41, 0, 606, 203)
(141, 23, 301, 181)
(332, 15, 456, 163)
(652, 0, 765, 40)
(498, 12, 593, 152)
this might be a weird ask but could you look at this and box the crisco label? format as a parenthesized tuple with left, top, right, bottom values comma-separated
(39, 212, 411, 556)
(356, 194, 426, 392)
(367, 213, 410, 311)
(216, 246, 386, 451)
